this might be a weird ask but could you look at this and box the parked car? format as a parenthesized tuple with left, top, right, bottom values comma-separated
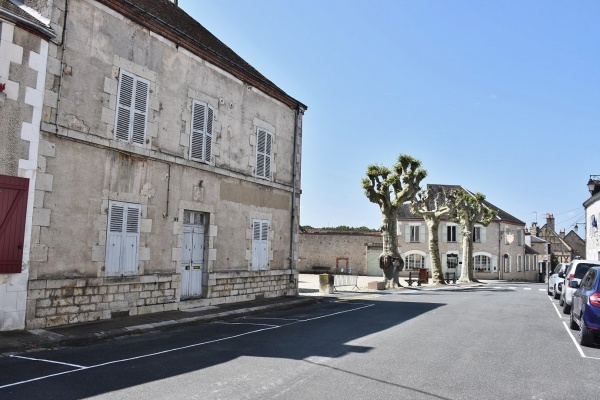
(548, 263, 568, 299)
(569, 266, 600, 346)
(560, 259, 600, 314)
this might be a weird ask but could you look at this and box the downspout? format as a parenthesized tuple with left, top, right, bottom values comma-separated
(289, 105, 301, 283)
(498, 224, 502, 280)
(55, 0, 69, 132)
(162, 163, 170, 218)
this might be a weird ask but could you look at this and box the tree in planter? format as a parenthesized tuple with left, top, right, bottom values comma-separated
(410, 187, 455, 285)
(449, 189, 497, 283)
(361, 154, 427, 288)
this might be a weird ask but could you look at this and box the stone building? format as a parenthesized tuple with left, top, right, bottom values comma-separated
(584, 176, 600, 260)
(537, 214, 574, 264)
(14, 0, 306, 329)
(0, 0, 54, 330)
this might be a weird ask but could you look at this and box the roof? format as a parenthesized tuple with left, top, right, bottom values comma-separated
(300, 227, 381, 237)
(0, 0, 55, 38)
(397, 184, 526, 225)
(97, 0, 305, 111)
(525, 244, 539, 255)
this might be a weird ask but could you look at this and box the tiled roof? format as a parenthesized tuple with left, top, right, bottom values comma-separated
(97, 0, 305, 110)
(0, 0, 55, 38)
(398, 184, 525, 225)
(525, 244, 538, 255)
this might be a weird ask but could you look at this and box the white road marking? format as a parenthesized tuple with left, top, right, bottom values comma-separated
(241, 317, 302, 322)
(539, 289, 546, 292)
(2, 304, 373, 390)
(524, 288, 532, 291)
(9, 355, 86, 369)
(215, 322, 279, 327)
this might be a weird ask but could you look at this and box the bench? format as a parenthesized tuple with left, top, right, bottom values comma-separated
(333, 274, 359, 291)
(406, 271, 423, 286)
(311, 265, 331, 274)
(445, 272, 456, 284)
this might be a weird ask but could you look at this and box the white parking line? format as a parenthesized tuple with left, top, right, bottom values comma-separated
(10, 355, 86, 369)
(2, 304, 373, 390)
(524, 288, 532, 291)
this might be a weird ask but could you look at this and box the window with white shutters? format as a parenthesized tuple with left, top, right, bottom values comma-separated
(106, 201, 141, 276)
(256, 129, 272, 180)
(189, 100, 214, 163)
(251, 219, 269, 270)
(115, 70, 149, 146)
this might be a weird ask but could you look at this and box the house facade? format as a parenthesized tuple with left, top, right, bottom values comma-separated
(397, 185, 535, 281)
(537, 214, 575, 264)
(583, 176, 600, 260)
(0, 1, 53, 330)
(15, 0, 305, 330)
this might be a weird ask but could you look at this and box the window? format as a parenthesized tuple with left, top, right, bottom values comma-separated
(256, 129, 272, 180)
(517, 255, 522, 272)
(410, 225, 421, 242)
(525, 255, 530, 271)
(115, 70, 149, 146)
(106, 201, 140, 276)
(447, 225, 457, 242)
(503, 256, 511, 273)
(189, 100, 214, 163)
(251, 219, 269, 270)
(405, 254, 425, 270)
(473, 227, 481, 243)
(474, 255, 491, 272)
(447, 254, 458, 269)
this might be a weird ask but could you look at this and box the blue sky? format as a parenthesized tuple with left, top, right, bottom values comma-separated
(178, 0, 599, 234)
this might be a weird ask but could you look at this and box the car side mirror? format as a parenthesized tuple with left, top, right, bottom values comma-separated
(569, 281, 579, 289)
(558, 272, 564, 278)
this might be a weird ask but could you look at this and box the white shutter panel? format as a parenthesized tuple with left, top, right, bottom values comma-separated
(256, 130, 266, 178)
(205, 106, 213, 162)
(190, 101, 206, 161)
(492, 255, 498, 272)
(481, 227, 487, 243)
(405, 224, 410, 243)
(264, 132, 271, 179)
(252, 220, 261, 271)
(115, 72, 134, 142)
(442, 224, 447, 243)
(441, 254, 447, 273)
(132, 78, 149, 145)
(260, 221, 269, 270)
(419, 224, 425, 242)
(456, 226, 462, 243)
(123, 204, 140, 275)
(106, 202, 125, 276)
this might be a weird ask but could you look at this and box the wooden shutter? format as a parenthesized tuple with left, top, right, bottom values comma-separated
(106, 201, 140, 276)
(419, 224, 425, 242)
(442, 224, 447, 242)
(256, 129, 272, 179)
(0, 176, 29, 273)
(106, 202, 125, 276)
(205, 106, 213, 162)
(115, 70, 149, 145)
(481, 227, 487, 243)
(405, 224, 411, 243)
(252, 220, 269, 270)
(190, 101, 206, 162)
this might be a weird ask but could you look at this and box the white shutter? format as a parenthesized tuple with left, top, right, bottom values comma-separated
(405, 224, 411, 243)
(123, 204, 140, 275)
(115, 70, 148, 145)
(256, 129, 272, 179)
(481, 227, 487, 243)
(260, 221, 269, 270)
(252, 220, 269, 270)
(492, 255, 498, 272)
(419, 224, 425, 242)
(106, 202, 125, 276)
(190, 101, 206, 161)
(456, 226, 462, 243)
(205, 106, 213, 162)
(441, 254, 447, 273)
(442, 224, 447, 243)
(115, 72, 134, 142)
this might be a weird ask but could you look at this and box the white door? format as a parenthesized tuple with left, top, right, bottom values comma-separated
(181, 225, 205, 298)
(367, 249, 382, 276)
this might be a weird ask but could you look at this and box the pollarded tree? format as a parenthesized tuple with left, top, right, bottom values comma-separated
(410, 187, 455, 285)
(449, 189, 497, 283)
(361, 154, 427, 288)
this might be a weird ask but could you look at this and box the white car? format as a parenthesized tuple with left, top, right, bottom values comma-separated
(548, 263, 568, 299)
(560, 259, 600, 314)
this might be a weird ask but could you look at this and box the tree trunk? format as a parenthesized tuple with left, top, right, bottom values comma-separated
(425, 218, 445, 285)
(458, 222, 476, 283)
(379, 211, 402, 287)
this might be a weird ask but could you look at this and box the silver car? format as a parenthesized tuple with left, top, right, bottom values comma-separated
(561, 259, 600, 314)
(548, 263, 568, 299)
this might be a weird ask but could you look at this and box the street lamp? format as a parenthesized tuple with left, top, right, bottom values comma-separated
(574, 222, 585, 233)
(588, 175, 600, 196)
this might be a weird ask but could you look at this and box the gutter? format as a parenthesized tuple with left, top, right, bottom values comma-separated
(289, 105, 301, 282)
(0, 7, 55, 39)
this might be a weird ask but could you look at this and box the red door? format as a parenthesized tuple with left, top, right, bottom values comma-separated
(0, 175, 29, 273)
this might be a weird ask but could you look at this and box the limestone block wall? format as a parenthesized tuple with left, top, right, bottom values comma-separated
(298, 232, 382, 275)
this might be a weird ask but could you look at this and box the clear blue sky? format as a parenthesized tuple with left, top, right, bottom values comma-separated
(178, 0, 599, 235)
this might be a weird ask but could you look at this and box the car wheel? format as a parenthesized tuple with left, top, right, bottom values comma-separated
(559, 293, 565, 306)
(548, 284, 552, 296)
(580, 318, 593, 347)
(570, 310, 578, 330)
(553, 287, 560, 300)
(563, 300, 571, 314)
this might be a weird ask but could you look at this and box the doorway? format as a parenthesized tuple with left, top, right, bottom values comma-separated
(181, 211, 206, 299)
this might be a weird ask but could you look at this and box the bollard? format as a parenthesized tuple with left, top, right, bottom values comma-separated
(319, 273, 334, 294)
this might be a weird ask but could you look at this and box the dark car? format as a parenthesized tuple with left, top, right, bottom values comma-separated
(569, 266, 600, 346)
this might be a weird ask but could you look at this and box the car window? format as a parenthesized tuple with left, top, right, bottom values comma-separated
(583, 270, 595, 288)
(575, 264, 596, 279)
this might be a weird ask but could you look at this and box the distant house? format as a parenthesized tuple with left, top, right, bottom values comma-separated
(397, 184, 534, 281)
(9, 0, 306, 330)
(563, 230, 585, 259)
(583, 176, 600, 260)
(0, 1, 54, 330)
(298, 227, 382, 276)
(537, 214, 576, 264)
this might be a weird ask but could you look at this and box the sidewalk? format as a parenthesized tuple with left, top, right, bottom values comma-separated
(0, 274, 474, 355)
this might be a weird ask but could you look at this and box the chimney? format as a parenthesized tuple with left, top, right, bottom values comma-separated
(546, 214, 555, 232)
(530, 223, 538, 237)
(559, 229, 565, 238)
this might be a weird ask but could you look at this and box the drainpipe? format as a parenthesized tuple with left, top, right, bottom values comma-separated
(498, 224, 502, 280)
(289, 105, 301, 283)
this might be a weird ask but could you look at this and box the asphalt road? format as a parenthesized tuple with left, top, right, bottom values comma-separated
(0, 281, 597, 399)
